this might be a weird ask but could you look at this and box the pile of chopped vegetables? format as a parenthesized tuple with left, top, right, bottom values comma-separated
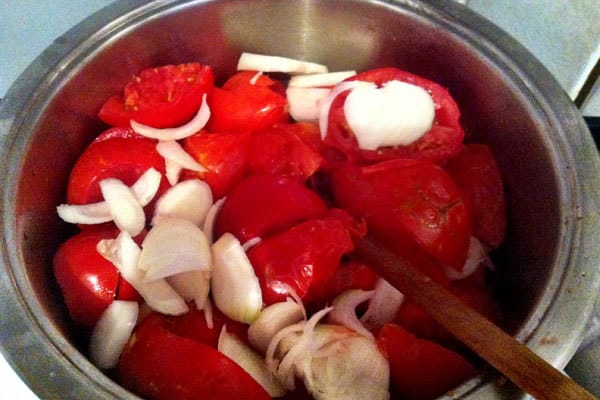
(53, 52, 507, 400)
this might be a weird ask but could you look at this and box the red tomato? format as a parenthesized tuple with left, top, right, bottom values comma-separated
(91, 126, 146, 144)
(118, 316, 270, 400)
(246, 123, 324, 181)
(215, 174, 327, 243)
(221, 71, 286, 95)
(445, 144, 506, 248)
(377, 324, 477, 400)
(331, 159, 471, 274)
(207, 72, 288, 133)
(53, 227, 120, 329)
(66, 137, 169, 206)
(182, 130, 250, 198)
(98, 63, 214, 128)
(247, 218, 354, 305)
(324, 67, 465, 164)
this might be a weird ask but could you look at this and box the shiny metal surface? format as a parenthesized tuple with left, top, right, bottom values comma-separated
(1, 0, 599, 399)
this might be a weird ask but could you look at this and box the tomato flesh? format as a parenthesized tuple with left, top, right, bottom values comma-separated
(98, 63, 214, 128)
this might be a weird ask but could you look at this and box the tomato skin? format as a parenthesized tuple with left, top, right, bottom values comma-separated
(445, 144, 506, 248)
(377, 324, 476, 400)
(67, 137, 169, 206)
(91, 126, 147, 144)
(118, 316, 270, 400)
(207, 72, 289, 133)
(182, 130, 250, 199)
(247, 218, 354, 305)
(331, 159, 471, 274)
(221, 71, 286, 95)
(98, 63, 214, 128)
(325, 67, 465, 164)
(246, 123, 324, 181)
(215, 174, 327, 243)
(53, 227, 120, 329)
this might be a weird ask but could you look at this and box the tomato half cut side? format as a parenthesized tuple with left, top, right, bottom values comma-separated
(214, 174, 327, 243)
(324, 67, 465, 164)
(247, 218, 354, 305)
(377, 324, 477, 400)
(53, 227, 121, 329)
(118, 316, 270, 400)
(98, 63, 214, 128)
(331, 159, 471, 274)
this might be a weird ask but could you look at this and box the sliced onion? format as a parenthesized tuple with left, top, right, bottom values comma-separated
(237, 52, 328, 75)
(97, 231, 188, 316)
(318, 80, 376, 139)
(288, 71, 356, 88)
(130, 167, 162, 206)
(130, 94, 210, 140)
(360, 278, 404, 329)
(250, 71, 263, 84)
(152, 179, 213, 226)
(202, 197, 226, 244)
(203, 300, 214, 329)
(57, 202, 112, 225)
(167, 269, 211, 311)
(286, 87, 330, 123)
(444, 236, 486, 280)
(248, 301, 305, 354)
(329, 290, 375, 339)
(156, 140, 208, 173)
(89, 300, 139, 370)
(211, 233, 263, 323)
(242, 237, 262, 252)
(99, 178, 145, 236)
(218, 326, 286, 397)
(139, 218, 211, 280)
(164, 157, 183, 186)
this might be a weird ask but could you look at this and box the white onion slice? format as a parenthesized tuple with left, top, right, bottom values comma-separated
(360, 278, 404, 329)
(152, 179, 213, 227)
(167, 269, 211, 311)
(288, 71, 356, 88)
(202, 197, 226, 244)
(97, 231, 188, 316)
(286, 87, 330, 123)
(156, 140, 208, 173)
(237, 52, 328, 75)
(250, 71, 263, 85)
(130, 167, 162, 206)
(90, 300, 139, 369)
(218, 326, 286, 397)
(444, 236, 486, 280)
(130, 94, 210, 140)
(242, 237, 262, 252)
(164, 158, 183, 186)
(99, 178, 145, 236)
(329, 290, 375, 339)
(57, 202, 113, 225)
(318, 80, 376, 139)
(211, 233, 263, 323)
(248, 301, 305, 353)
(139, 218, 211, 280)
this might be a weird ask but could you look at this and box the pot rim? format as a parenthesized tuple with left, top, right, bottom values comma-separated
(1, 0, 599, 399)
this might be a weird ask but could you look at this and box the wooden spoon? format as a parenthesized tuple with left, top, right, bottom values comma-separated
(355, 234, 597, 400)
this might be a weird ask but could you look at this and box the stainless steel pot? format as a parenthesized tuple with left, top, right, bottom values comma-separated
(1, 0, 599, 399)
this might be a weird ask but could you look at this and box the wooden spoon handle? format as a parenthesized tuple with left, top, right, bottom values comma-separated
(355, 234, 597, 400)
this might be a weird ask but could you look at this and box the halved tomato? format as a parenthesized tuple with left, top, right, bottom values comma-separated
(98, 63, 214, 128)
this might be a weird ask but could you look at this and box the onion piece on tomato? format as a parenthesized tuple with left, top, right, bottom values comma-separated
(164, 158, 183, 186)
(97, 231, 188, 316)
(288, 71, 356, 88)
(329, 289, 375, 339)
(237, 52, 328, 75)
(218, 326, 286, 397)
(139, 218, 211, 281)
(152, 179, 213, 227)
(360, 278, 404, 329)
(242, 237, 262, 252)
(167, 269, 211, 312)
(318, 80, 376, 139)
(444, 236, 487, 280)
(286, 87, 330, 123)
(211, 233, 263, 324)
(202, 197, 226, 244)
(130, 167, 162, 206)
(156, 140, 208, 176)
(130, 94, 210, 140)
(248, 301, 305, 354)
(89, 300, 139, 370)
(99, 178, 146, 236)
